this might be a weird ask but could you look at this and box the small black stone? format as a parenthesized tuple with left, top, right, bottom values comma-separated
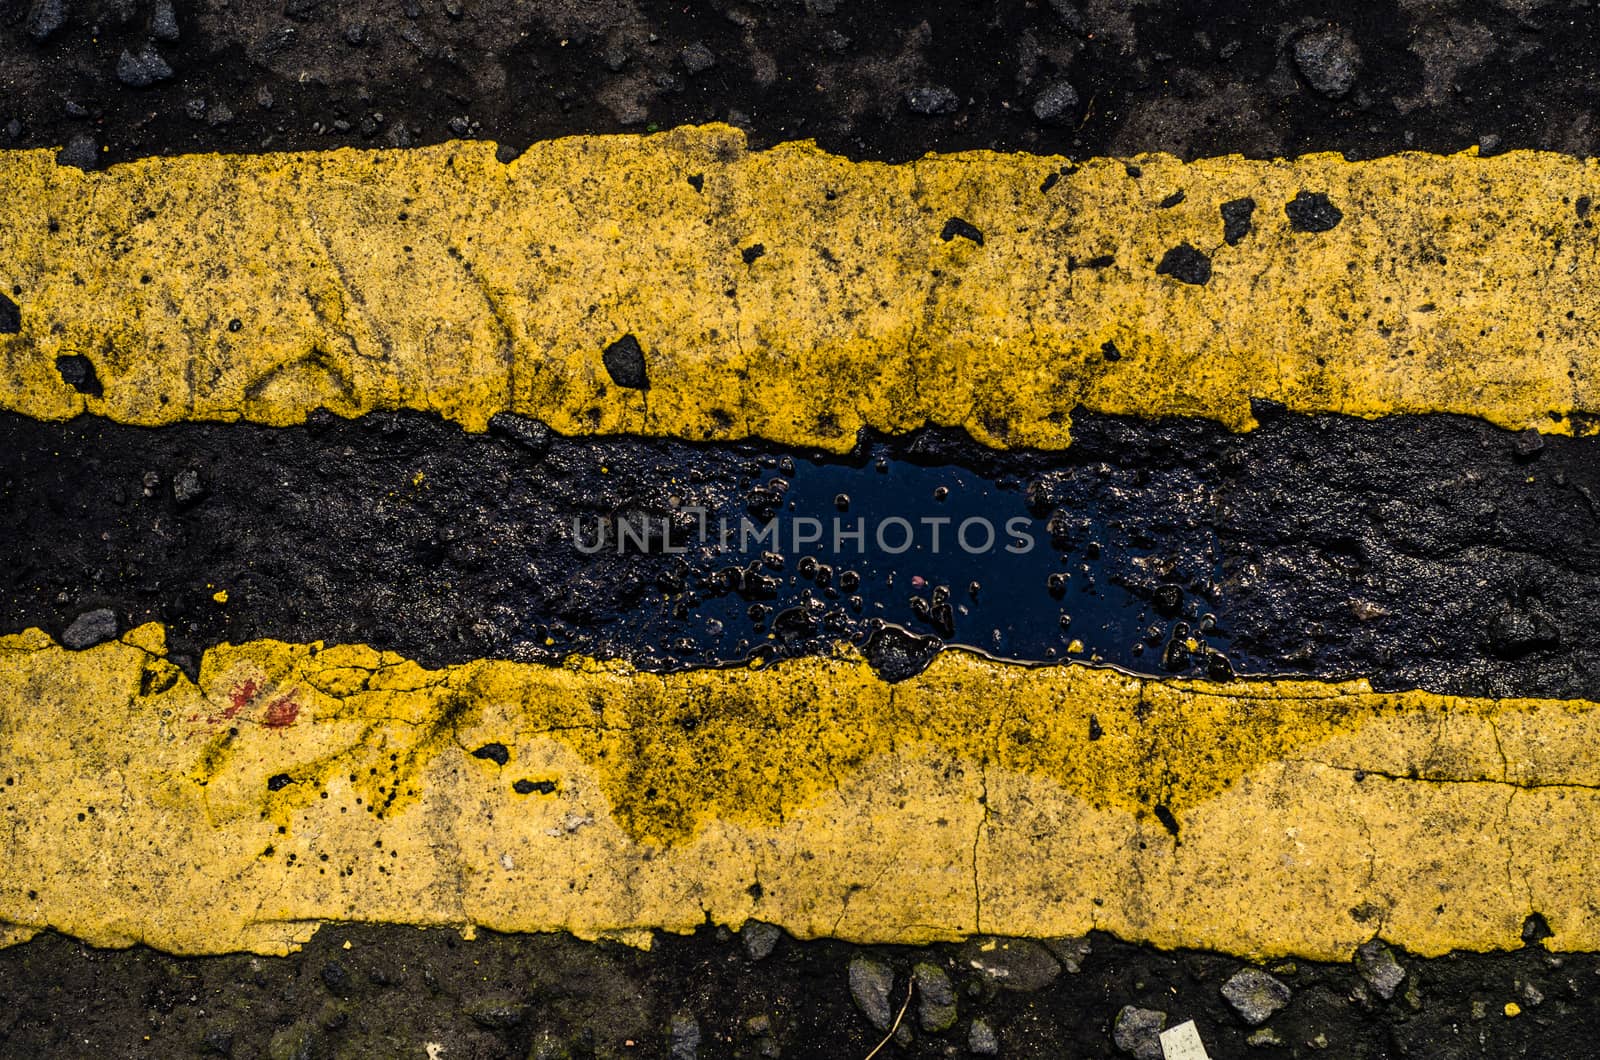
(1088, 714, 1103, 740)
(267, 773, 293, 791)
(1249, 396, 1289, 421)
(1030, 80, 1079, 125)
(741, 243, 766, 264)
(1155, 243, 1211, 285)
(471, 742, 510, 766)
(1221, 197, 1256, 245)
(56, 133, 100, 172)
(488, 412, 551, 455)
(1285, 191, 1343, 232)
(601, 334, 650, 390)
(940, 217, 984, 246)
(1488, 603, 1560, 659)
(172, 468, 207, 507)
(1292, 25, 1361, 99)
(25, 0, 68, 42)
(687, 174, 704, 192)
(680, 41, 716, 74)
(1152, 584, 1183, 617)
(863, 624, 942, 683)
(1101, 340, 1122, 362)
(513, 778, 557, 795)
(150, 0, 179, 41)
(0, 293, 22, 335)
(116, 43, 174, 88)
(1578, 196, 1592, 219)
(1152, 804, 1180, 837)
(1158, 190, 1186, 208)
(56, 355, 103, 397)
(904, 85, 960, 115)
(319, 959, 353, 996)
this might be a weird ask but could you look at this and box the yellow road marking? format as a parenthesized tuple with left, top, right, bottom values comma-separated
(0, 127, 1597, 449)
(2, 623, 1595, 958)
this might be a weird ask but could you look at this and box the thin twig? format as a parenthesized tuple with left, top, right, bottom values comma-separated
(862, 976, 916, 1060)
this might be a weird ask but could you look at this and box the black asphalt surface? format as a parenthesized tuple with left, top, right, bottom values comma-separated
(0, 922, 1590, 1060)
(3, 1, 1599, 1057)
(4, 409, 1598, 700)
(2, 0, 1598, 164)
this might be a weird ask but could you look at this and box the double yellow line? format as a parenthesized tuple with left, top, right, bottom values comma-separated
(1, 127, 1596, 958)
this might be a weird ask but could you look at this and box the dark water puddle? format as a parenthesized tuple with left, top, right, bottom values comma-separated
(576, 443, 1261, 680)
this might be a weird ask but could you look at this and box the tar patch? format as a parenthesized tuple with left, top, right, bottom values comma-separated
(940, 217, 984, 246)
(1285, 190, 1343, 232)
(1220, 197, 1256, 245)
(602, 334, 650, 390)
(1155, 243, 1212, 285)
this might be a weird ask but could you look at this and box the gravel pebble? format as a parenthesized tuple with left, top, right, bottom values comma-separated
(1292, 25, 1361, 99)
(1355, 939, 1406, 1000)
(1031, 80, 1079, 124)
(681, 42, 717, 75)
(968, 1017, 1000, 1054)
(116, 43, 174, 88)
(740, 920, 782, 961)
(669, 1011, 701, 1060)
(1221, 967, 1292, 1025)
(150, 0, 179, 41)
(465, 997, 527, 1029)
(1112, 1005, 1167, 1060)
(904, 85, 960, 115)
(26, 0, 68, 42)
(62, 608, 117, 650)
(960, 937, 1061, 992)
(913, 962, 957, 1032)
(848, 956, 895, 1031)
(56, 134, 99, 172)
(173, 468, 207, 508)
(1044, 936, 1092, 973)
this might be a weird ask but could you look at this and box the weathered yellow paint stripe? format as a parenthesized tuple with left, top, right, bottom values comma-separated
(1, 127, 1597, 449)
(2, 623, 1596, 959)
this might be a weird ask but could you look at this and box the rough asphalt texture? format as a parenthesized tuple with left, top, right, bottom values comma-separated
(4, 0, 1600, 1056)
(0, 921, 1589, 1060)
(4, 408, 1598, 699)
(1, 0, 1598, 164)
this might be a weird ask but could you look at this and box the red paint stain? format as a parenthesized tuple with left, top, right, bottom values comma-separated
(263, 696, 301, 728)
(223, 678, 259, 720)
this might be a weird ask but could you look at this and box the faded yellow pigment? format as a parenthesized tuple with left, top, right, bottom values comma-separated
(2, 624, 1596, 959)
(0, 127, 1596, 450)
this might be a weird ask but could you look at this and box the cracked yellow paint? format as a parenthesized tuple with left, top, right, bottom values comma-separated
(1, 127, 1598, 449)
(3, 624, 1599, 959)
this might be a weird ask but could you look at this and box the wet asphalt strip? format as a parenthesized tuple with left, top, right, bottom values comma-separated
(4, 406, 1596, 700)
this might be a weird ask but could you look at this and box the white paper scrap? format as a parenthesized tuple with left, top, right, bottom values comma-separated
(1159, 1019, 1210, 1060)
